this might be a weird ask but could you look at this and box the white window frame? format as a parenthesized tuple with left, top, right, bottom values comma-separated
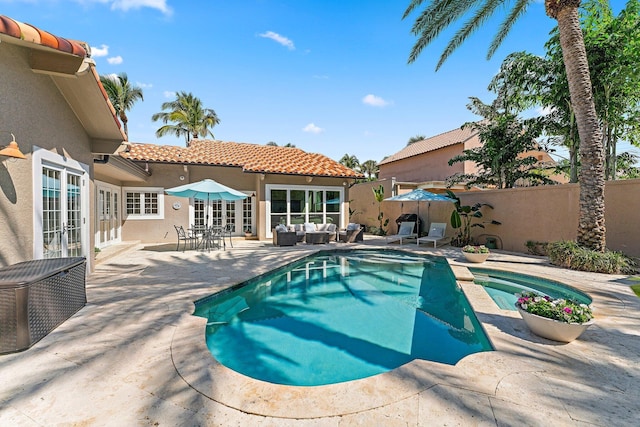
(123, 187, 165, 220)
(32, 146, 90, 260)
(265, 184, 344, 238)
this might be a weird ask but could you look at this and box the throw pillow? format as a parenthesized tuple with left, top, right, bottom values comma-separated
(304, 223, 316, 232)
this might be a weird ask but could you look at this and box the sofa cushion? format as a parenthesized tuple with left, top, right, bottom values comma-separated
(346, 223, 360, 231)
(304, 223, 317, 232)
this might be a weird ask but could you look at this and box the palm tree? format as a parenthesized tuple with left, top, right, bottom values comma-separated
(360, 159, 379, 181)
(152, 92, 220, 147)
(339, 154, 360, 170)
(404, 0, 606, 251)
(100, 73, 143, 138)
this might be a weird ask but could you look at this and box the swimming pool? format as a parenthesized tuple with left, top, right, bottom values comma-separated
(193, 249, 493, 386)
(469, 268, 592, 311)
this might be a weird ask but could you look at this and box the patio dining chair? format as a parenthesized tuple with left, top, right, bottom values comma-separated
(174, 225, 197, 251)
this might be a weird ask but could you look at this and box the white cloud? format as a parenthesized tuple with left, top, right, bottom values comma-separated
(313, 75, 329, 80)
(107, 56, 123, 65)
(536, 106, 555, 116)
(303, 123, 324, 134)
(163, 91, 176, 98)
(137, 82, 153, 89)
(91, 44, 109, 57)
(362, 94, 389, 107)
(110, 0, 173, 15)
(259, 31, 295, 50)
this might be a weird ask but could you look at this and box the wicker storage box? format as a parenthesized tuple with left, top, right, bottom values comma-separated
(0, 257, 86, 354)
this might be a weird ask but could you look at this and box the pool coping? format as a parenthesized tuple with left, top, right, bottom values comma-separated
(171, 250, 559, 419)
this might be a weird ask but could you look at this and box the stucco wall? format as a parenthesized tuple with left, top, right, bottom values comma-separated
(350, 179, 640, 257)
(0, 43, 96, 267)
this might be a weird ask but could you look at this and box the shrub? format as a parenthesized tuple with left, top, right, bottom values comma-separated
(525, 240, 548, 256)
(546, 240, 637, 274)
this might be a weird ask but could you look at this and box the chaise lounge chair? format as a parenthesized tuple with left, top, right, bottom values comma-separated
(416, 223, 448, 247)
(386, 221, 417, 245)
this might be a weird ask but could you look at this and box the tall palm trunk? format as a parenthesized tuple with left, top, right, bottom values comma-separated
(549, 1, 606, 251)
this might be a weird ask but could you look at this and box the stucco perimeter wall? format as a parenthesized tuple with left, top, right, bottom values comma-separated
(351, 179, 640, 258)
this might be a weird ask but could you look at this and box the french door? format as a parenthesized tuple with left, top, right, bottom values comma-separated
(96, 182, 121, 248)
(192, 195, 254, 235)
(41, 166, 85, 258)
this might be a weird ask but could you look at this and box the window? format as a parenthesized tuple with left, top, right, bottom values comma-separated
(266, 184, 344, 235)
(124, 187, 164, 219)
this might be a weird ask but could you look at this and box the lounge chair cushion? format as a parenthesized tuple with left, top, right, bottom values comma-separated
(346, 223, 360, 231)
(398, 222, 415, 235)
(429, 226, 444, 237)
(275, 224, 288, 232)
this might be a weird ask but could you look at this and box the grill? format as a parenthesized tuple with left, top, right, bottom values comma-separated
(395, 213, 421, 234)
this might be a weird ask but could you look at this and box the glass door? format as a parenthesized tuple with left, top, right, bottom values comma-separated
(42, 166, 84, 258)
(96, 182, 121, 248)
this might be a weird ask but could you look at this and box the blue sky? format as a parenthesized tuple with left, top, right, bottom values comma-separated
(2, 0, 631, 164)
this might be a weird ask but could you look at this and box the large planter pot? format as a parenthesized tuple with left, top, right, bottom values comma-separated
(516, 306, 594, 342)
(462, 251, 490, 263)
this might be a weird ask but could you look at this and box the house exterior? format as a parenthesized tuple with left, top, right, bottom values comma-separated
(104, 140, 363, 243)
(0, 15, 125, 268)
(379, 127, 482, 185)
(378, 126, 562, 189)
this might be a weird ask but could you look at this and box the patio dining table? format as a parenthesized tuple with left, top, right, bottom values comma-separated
(191, 226, 224, 251)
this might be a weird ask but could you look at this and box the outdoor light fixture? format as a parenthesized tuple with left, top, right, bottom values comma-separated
(0, 132, 26, 159)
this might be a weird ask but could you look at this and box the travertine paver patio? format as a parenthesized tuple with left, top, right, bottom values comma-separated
(0, 237, 639, 426)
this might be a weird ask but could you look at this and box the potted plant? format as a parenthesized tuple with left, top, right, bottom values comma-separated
(244, 229, 253, 239)
(515, 291, 594, 342)
(461, 244, 490, 263)
(445, 190, 501, 247)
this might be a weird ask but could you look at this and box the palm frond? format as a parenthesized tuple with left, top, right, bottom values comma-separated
(435, 0, 502, 70)
(487, 0, 530, 59)
(407, 0, 481, 64)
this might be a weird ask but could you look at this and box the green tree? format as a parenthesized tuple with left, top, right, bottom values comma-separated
(372, 184, 389, 235)
(152, 92, 220, 147)
(580, 0, 640, 180)
(615, 152, 640, 180)
(100, 72, 144, 138)
(407, 134, 426, 146)
(488, 51, 580, 182)
(448, 98, 555, 189)
(404, 0, 606, 251)
(360, 159, 379, 181)
(339, 154, 360, 170)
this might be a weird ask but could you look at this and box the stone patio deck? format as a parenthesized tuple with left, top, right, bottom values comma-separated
(1, 237, 638, 426)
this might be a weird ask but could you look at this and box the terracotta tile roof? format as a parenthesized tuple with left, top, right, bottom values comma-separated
(121, 140, 364, 178)
(0, 15, 88, 57)
(380, 126, 479, 165)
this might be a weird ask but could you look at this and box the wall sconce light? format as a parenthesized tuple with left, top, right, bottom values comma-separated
(0, 132, 27, 159)
(306, 176, 313, 183)
(260, 173, 265, 181)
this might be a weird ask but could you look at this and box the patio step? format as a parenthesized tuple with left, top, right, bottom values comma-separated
(95, 241, 141, 265)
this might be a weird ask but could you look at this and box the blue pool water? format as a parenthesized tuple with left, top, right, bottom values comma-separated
(469, 268, 592, 310)
(193, 249, 493, 386)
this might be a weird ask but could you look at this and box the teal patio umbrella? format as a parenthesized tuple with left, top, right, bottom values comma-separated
(385, 189, 454, 234)
(166, 179, 247, 228)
